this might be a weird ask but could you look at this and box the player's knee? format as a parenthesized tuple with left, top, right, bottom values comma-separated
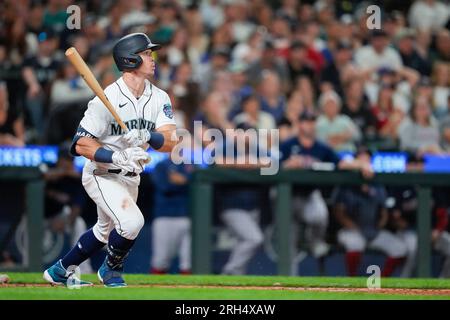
(388, 242, 408, 258)
(120, 215, 145, 240)
(93, 223, 109, 243)
(246, 231, 264, 248)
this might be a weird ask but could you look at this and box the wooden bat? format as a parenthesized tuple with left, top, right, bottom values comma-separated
(65, 47, 150, 163)
(65, 47, 128, 132)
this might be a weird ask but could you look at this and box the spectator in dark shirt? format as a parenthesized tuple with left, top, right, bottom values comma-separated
(258, 70, 287, 123)
(287, 41, 315, 88)
(342, 78, 377, 140)
(395, 28, 432, 76)
(22, 28, 61, 139)
(319, 40, 354, 97)
(0, 82, 24, 146)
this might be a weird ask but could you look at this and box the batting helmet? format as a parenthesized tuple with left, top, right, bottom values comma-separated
(113, 33, 161, 71)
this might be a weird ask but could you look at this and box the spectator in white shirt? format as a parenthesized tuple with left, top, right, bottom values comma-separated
(354, 30, 403, 74)
(316, 90, 361, 152)
(408, 0, 450, 32)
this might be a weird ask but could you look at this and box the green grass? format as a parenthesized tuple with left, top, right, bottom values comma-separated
(1, 273, 450, 300)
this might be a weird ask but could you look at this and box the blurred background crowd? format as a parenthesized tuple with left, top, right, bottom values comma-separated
(1, 0, 450, 277)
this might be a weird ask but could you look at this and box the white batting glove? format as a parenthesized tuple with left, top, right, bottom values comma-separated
(123, 129, 151, 148)
(112, 147, 151, 174)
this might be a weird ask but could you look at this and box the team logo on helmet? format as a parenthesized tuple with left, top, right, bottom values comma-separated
(163, 104, 174, 119)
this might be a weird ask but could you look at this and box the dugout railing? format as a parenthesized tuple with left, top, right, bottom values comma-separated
(190, 167, 450, 278)
(0, 167, 44, 272)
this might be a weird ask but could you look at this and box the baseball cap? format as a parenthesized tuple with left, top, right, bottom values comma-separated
(38, 28, 57, 42)
(298, 111, 317, 122)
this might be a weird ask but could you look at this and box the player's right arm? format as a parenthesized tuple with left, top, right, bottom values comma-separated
(70, 96, 148, 168)
(74, 135, 102, 161)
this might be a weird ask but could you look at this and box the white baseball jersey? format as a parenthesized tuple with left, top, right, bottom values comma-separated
(77, 76, 176, 172)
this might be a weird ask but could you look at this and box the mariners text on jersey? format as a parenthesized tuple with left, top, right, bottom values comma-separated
(109, 118, 156, 136)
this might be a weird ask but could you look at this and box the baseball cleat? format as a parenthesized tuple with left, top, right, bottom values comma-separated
(97, 258, 127, 288)
(43, 260, 93, 287)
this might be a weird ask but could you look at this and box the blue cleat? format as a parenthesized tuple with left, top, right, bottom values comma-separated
(97, 258, 127, 288)
(43, 260, 93, 287)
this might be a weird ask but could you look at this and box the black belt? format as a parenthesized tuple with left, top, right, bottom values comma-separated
(107, 169, 138, 177)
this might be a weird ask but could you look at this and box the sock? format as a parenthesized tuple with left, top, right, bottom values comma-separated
(106, 229, 135, 270)
(61, 228, 105, 270)
(345, 251, 362, 276)
(382, 257, 405, 277)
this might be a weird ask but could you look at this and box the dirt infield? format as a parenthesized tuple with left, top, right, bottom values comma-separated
(2, 283, 450, 296)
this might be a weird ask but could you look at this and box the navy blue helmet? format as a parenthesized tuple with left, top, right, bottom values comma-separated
(113, 33, 161, 71)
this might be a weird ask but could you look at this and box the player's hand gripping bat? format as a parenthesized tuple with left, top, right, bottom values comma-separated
(65, 47, 150, 163)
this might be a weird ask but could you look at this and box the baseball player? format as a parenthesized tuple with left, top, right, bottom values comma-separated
(43, 33, 177, 287)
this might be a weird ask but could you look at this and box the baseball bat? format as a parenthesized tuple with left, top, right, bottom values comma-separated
(65, 47, 150, 163)
(65, 47, 128, 132)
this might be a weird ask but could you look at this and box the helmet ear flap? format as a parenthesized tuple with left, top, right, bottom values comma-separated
(120, 53, 143, 71)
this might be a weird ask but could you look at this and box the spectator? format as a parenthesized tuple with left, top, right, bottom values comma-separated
(246, 40, 289, 91)
(0, 82, 24, 146)
(185, 5, 209, 75)
(431, 61, 450, 116)
(295, 75, 316, 111)
(287, 41, 315, 88)
(438, 96, 450, 151)
(50, 62, 94, 108)
(150, 157, 192, 274)
(398, 95, 442, 159)
(167, 28, 188, 68)
(233, 94, 276, 130)
(277, 90, 306, 142)
(200, 0, 225, 31)
(319, 40, 354, 97)
(434, 29, 450, 63)
(22, 28, 61, 138)
(198, 46, 231, 95)
(257, 70, 287, 123)
(231, 29, 265, 66)
(408, 0, 449, 32)
(395, 28, 432, 77)
(315, 90, 361, 152)
(354, 30, 403, 76)
(371, 83, 405, 140)
(42, 0, 69, 33)
(342, 79, 377, 140)
(224, 1, 255, 44)
(280, 111, 372, 260)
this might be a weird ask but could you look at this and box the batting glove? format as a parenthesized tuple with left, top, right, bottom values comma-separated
(112, 147, 151, 174)
(123, 129, 151, 148)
